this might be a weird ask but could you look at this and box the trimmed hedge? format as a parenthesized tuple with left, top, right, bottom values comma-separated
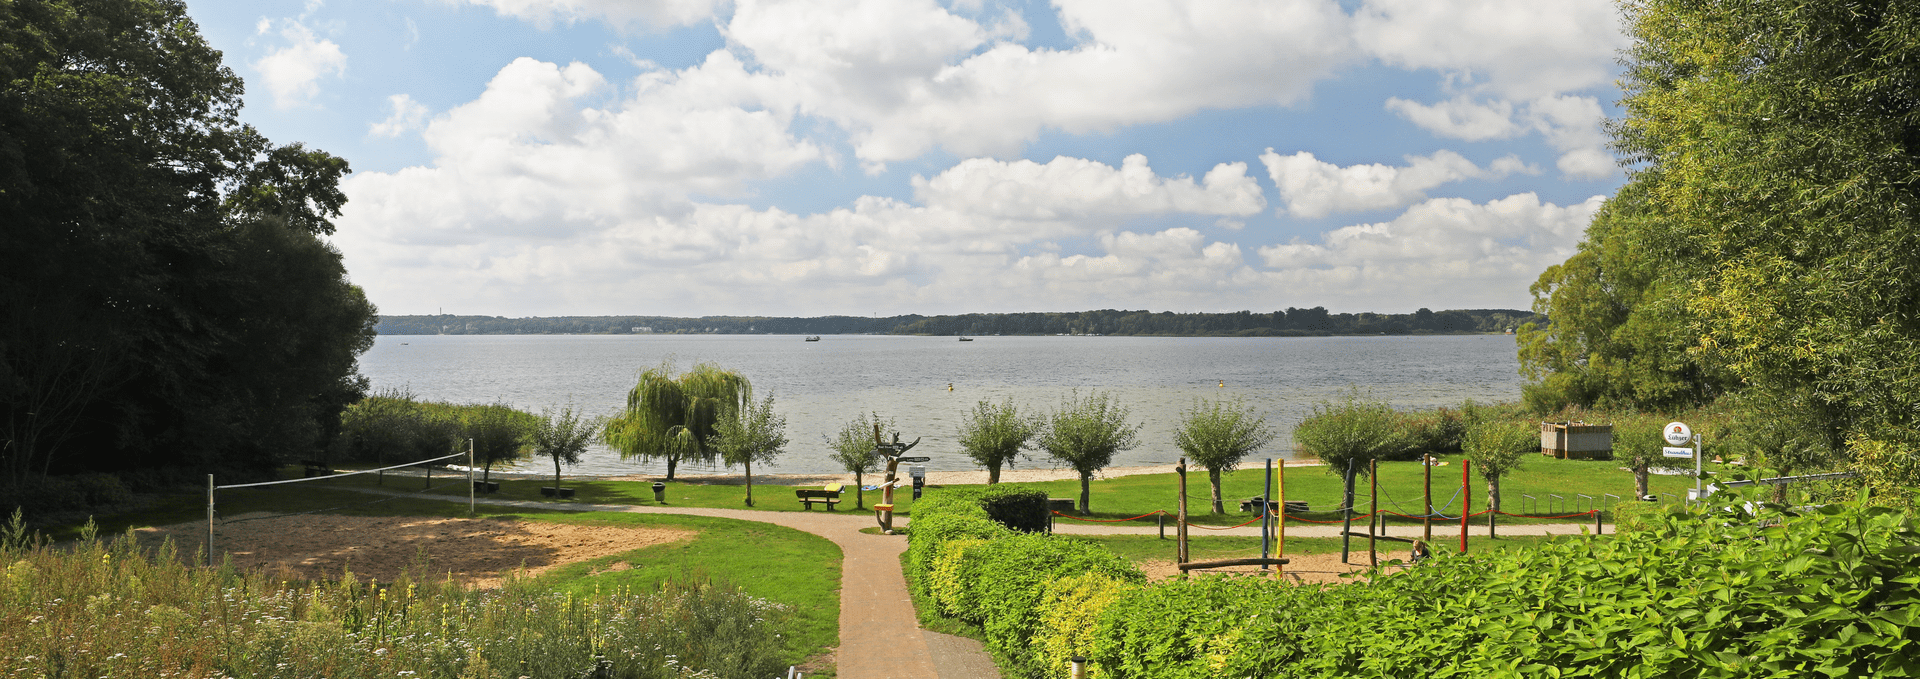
(913, 484, 1920, 678)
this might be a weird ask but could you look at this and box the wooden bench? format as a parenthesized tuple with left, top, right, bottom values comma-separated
(796, 484, 844, 510)
(302, 460, 333, 478)
(1239, 498, 1310, 513)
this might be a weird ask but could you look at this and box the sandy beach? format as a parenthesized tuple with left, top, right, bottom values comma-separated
(462, 459, 1326, 487)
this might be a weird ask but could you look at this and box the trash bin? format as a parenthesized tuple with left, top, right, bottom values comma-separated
(652, 482, 667, 503)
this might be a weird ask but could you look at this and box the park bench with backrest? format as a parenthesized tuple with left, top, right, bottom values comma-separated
(796, 484, 843, 509)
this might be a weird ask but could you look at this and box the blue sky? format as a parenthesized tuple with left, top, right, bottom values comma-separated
(187, 0, 1631, 317)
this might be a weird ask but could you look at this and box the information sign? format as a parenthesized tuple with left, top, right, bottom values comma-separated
(1662, 446, 1693, 458)
(1663, 422, 1694, 446)
(897, 456, 931, 463)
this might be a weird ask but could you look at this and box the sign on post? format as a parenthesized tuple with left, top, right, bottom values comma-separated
(1663, 422, 1693, 446)
(898, 456, 931, 463)
(1662, 446, 1693, 458)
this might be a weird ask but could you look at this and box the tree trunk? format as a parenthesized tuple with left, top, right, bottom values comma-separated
(554, 455, 562, 494)
(1208, 467, 1225, 514)
(1774, 465, 1791, 504)
(988, 463, 1001, 484)
(1634, 465, 1650, 500)
(854, 470, 864, 509)
(1079, 471, 1092, 514)
(1487, 476, 1500, 538)
(744, 459, 753, 507)
(666, 456, 677, 481)
(483, 462, 492, 486)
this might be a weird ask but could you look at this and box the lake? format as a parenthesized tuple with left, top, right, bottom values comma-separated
(357, 333, 1526, 477)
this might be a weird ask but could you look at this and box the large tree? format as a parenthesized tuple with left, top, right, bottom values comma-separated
(955, 398, 1041, 484)
(1576, 0, 1920, 499)
(1037, 390, 1141, 514)
(1, 0, 374, 498)
(601, 362, 750, 480)
(1172, 397, 1277, 514)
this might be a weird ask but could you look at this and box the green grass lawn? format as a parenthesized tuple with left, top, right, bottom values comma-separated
(1074, 533, 1560, 564)
(316, 467, 929, 516)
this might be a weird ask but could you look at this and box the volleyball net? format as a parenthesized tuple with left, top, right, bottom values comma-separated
(203, 450, 476, 566)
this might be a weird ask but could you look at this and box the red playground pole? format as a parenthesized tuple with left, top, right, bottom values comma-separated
(1460, 459, 1471, 554)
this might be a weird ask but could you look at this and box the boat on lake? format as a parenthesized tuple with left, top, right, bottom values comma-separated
(958, 337, 973, 341)
(805, 336, 820, 342)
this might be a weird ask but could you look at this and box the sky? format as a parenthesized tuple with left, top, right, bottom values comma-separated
(185, 0, 1632, 318)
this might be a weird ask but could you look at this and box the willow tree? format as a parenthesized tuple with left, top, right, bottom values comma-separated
(709, 393, 788, 507)
(1173, 396, 1277, 514)
(955, 398, 1041, 484)
(601, 362, 750, 480)
(1037, 390, 1141, 514)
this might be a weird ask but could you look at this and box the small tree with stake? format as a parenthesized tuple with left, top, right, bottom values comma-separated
(709, 393, 788, 507)
(956, 398, 1042, 484)
(1291, 389, 1411, 519)
(827, 412, 886, 509)
(1462, 419, 1535, 534)
(1037, 390, 1141, 514)
(460, 401, 531, 488)
(529, 403, 601, 497)
(1173, 396, 1278, 514)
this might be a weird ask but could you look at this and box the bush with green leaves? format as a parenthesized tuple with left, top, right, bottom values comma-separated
(939, 533, 1144, 678)
(1292, 389, 1414, 476)
(1038, 390, 1142, 514)
(1079, 492, 1920, 678)
(1172, 396, 1278, 514)
(1461, 419, 1536, 513)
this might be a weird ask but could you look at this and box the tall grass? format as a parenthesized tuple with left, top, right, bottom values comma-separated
(0, 516, 788, 679)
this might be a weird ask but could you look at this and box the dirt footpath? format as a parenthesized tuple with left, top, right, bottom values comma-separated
(137, 514, 693, 587)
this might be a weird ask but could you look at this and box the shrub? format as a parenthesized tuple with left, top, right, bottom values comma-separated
(1292, 389, 1414, 475)
(1092, 575, 1301, 679)
(975, 484, 1050, 533)
(965, 534, 1143, 678)
(1033, 573, 1141, 679)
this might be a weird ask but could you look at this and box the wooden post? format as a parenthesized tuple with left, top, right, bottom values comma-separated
(1488, 479, 1497, 538)
(1460, 459, 1470, 554)
(1261, 458, 1272, 570)
(205, 474, 215, 567)
(467, 439, 476, 518)
(1368, 458, 1378, 568)
(1176, 458, 1189, 564)
(1596, 507, 1604, 535)
(1157, 512, 1164, 539)
(1341, 458, 1354, 564)
(1423, 454, 1433, 543)
(1276, 459, 1286, 577)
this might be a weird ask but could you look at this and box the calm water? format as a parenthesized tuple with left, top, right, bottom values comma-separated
(357, 334, 1525, 477)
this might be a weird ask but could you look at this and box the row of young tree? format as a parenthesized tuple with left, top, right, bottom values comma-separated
(1516, 0, 1920, 504)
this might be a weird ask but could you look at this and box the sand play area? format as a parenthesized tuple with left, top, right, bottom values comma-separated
(138, 514, 693, 587)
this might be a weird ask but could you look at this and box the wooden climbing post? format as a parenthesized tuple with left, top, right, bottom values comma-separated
(1368, 458, 1378, 568)
(1276, 459, 1286, 577)
(1176, 458, 1189, 564)
(1260, 458, 1272, 570)
(1460, 459, 1471, 554)
(1423, 454, 1433, 542)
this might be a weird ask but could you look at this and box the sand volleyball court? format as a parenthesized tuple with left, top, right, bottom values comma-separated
(137, 514, 693, 587)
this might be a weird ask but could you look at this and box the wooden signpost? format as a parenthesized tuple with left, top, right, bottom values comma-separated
(870, 423, 920, 534)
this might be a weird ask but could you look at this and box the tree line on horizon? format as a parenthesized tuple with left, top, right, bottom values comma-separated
(373, 307, 1541, 337)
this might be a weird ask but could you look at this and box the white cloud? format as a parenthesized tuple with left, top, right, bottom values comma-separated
(723, 0, 1358, 166)
(1355, 0, 1626, 99)
(369, 94, 430, 137)
(253, 20, 348, 109)
(1254, 192, 1606, 305)
(444, 0, 727, 29)
(1385, 95, 1615, 180)
(1382, 96, 1520, 141)
(1260, 149, 1534, 219)
(913, 154, 1264, 220)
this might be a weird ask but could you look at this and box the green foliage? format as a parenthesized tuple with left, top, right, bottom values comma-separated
(1033, 573, 1140, 679)
(826, 412, 885, 509)
(961, 535, 1145, 678)
(601, 362, 751, 480)
(974, 484, 1051, 533)
(1037, 390, 1142, 514)
(0, 529, 791, 678)
(1077, 496, 1920, 678)
(707, 393, 788, 506)
(1291, 389, 1413, 477)
(956, 398, 1042, 484)
(458, 401, 535, 484)
(1462, 419, 1536, 511)
(1517, 183, 1728, 415)
(338, 388, 464, 465)
(528, 402, 602, 491)
(1, 0, 376, 493)
(1173, 396, 1278, 514)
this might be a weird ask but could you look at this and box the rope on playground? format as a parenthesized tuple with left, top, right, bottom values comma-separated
(1181, 515, 1266, 530)
(1049, 509, 1167, 523)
